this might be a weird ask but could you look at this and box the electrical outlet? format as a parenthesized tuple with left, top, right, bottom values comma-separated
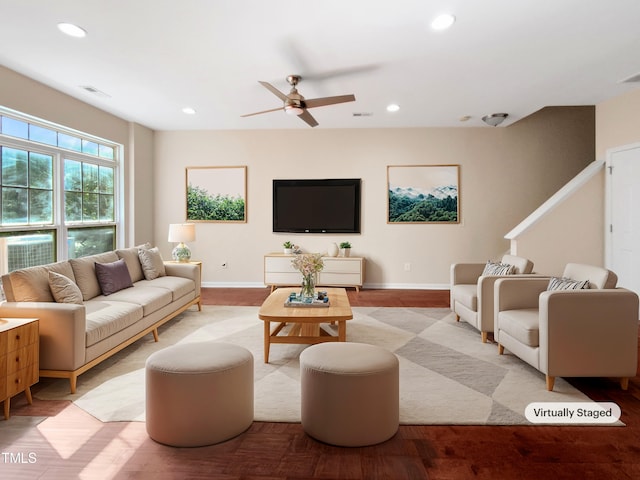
(404, 262, 411, 271)
(221, 262, 228, 269)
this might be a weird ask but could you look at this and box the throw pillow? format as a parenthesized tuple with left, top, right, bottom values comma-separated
(48, 271, 84, 304)
(547, 276, 590, 291)
(95, 259, 134, 296)
(138, 246, 166, 280)
(482, 261, 515, 276)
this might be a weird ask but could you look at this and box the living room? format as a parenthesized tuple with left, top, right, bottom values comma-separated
(1, 1, 640, 478)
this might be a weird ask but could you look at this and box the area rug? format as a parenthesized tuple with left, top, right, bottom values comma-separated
(35, 306, 601, 425)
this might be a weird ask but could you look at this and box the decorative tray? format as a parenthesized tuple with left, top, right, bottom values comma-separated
(284, 292, 330, 308)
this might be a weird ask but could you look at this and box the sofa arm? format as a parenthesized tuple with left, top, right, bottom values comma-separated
(164, 262, 201, 296)
(450, 263, 485, 286)
(539, 288, 639, 377)
(0, 301, 87, 371)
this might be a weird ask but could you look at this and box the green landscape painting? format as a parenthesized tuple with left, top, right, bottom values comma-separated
(387, 165, 459, 223)
(186, 166, 247, 222)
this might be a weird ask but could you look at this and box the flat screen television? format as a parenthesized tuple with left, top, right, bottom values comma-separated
(273, 178, 361, 233)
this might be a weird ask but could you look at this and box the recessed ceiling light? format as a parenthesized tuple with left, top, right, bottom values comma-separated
(386, 104, 400, 113)
(182, 107, 197, 115)
(57, 22, 87, 38)
(431, 13, 456, 31)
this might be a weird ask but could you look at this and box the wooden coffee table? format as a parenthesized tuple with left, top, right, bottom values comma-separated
(258, 287, 353, 363)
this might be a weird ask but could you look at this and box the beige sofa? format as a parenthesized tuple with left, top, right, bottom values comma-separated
(0, 246, 201, 393)
(450, 254, 534, 342)
(494, 263, 638, 391)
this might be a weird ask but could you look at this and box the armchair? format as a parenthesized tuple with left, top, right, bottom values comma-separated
(450, 254, 534, 342)
(494, 263, 639, 391)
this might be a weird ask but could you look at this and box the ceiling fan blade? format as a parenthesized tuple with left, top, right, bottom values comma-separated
(240, 106, 283, 118)
(259, 81, 288, 101)
(299, 109, 319, 127)
(305, 94, 356, 109)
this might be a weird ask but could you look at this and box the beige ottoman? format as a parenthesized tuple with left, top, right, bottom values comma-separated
(145, 341, 253, 447)
(300, 342, 399, 447)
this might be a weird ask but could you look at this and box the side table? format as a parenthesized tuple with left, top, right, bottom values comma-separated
(1, 318, 39, 420)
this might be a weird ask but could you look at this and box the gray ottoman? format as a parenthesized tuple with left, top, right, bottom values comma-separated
(300, 342, 399, 447)
(145, 341, 253, 447)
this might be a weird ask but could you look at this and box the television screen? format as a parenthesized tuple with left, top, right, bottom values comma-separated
(273, 178, 361, 233)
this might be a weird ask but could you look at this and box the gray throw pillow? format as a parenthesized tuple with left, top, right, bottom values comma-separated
(95, 258, 134, 295)
(482, 261, 515, 276)
(138, 246, 166, 280)
(48, 271, 84, 304)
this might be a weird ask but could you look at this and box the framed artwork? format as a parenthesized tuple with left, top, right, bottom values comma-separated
(387, 164, 460, 223)
(186, 166, 247, 222)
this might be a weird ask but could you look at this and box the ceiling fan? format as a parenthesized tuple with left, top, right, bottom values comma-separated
(241, 75, 355, 127)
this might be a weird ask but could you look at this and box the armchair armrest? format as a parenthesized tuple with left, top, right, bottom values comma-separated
(0, 301, 86, 371)
(539, 288, 639, 377)
(450, 263, 485, 286)
(164, 262, 201, 296)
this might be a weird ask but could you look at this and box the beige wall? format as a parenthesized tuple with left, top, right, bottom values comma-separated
(0, 66, 155, 245)
(596, 88, 640, 159)
(155, 107, 594, 287)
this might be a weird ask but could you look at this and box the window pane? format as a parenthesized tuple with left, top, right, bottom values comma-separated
(99, 144, 114, 160)
(68, 226, 115, 258)
(65, 191, 82, 222)
(58, 133, 82, 152)
(82, 163, 98, 193)
(29, 152, 53, 189)
(99, 195, 114, 221)
(29, 189, 53, 223)
(2, 187, 28, 224)
(0, 232, 56, 272)
(1, 116, 28, 139)
(99, 166, 114, 193)
(82, 192, 98, 220)
(64, 159, 82, 191)
(2, 147, 28, 187)
(82, 140, 99, 156)
(29, 124, 57, 145)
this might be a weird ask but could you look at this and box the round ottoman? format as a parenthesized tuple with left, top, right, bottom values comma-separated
(145, 341, 253, 447)
(300, 342, 399, 447)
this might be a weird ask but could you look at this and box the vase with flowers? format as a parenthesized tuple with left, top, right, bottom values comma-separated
(291, 253, 324, 300)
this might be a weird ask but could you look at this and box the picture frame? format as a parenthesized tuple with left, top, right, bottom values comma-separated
(387, 164, 460, 223)
(186, 166, 247, 222)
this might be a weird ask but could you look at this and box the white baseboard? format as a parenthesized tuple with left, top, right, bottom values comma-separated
(201, 281, 450, 290)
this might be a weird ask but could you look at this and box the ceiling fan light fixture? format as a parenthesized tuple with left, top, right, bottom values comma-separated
(482, 113, 508, 127)
(285, 105, 304, 116)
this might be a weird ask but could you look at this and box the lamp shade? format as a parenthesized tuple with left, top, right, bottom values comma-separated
(168, 223, 196, 243)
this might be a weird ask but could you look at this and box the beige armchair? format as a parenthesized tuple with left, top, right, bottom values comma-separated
(494, 263, 639, 391)
(450, 254, 534, 342)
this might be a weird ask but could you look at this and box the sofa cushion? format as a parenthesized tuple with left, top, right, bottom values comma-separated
(138, 276, 196, 302)
(48, 271, 83, 304)
(482, 261, 515, 276)
(138, 247, 166, 280)
(562, 263, 617, 289)
(95, 259, 134, 296)
(547, 276, 590, 291)
(115, 247, 145, 283)
(98, 284, 173, 317)
(5, 261, 75, 302)
(84, 300, 144, 347)
(501, 255, 534, 275)
(70, 251, 120, 301)
(498, 309, 540, 347)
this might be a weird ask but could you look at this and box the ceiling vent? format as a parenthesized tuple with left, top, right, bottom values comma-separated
(79, 85, 111, 97)
(620, 72, 640, 83)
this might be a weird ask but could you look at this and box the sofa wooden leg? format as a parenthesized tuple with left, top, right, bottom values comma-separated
(498, 344, 504, 355)
(546, 375, 555, 391)
(481, 332, 488, 343)
(455, 314, 460, 322)
(621, 378, 629, 390)
(152, 328, 159, 342)
(69, 376, 77, 395)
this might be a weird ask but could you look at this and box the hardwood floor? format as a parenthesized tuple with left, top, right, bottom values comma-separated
(2, 287, 639, 479)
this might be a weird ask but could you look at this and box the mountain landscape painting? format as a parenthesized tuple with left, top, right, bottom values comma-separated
(387, 165, 460, 223)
